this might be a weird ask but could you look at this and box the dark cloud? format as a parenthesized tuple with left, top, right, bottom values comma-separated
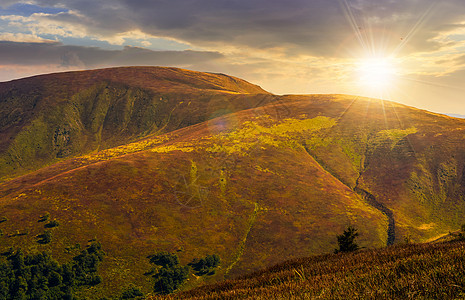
(0, 1, 23, 8)
(0, 41, 223, 67)
(14, 0, 464, 57)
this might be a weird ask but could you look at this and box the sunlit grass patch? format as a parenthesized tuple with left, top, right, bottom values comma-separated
(157, 240, 465, 299)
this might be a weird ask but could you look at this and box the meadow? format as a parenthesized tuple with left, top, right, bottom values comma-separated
(2, 67, 465, 298)
(153, 239, 465, 299)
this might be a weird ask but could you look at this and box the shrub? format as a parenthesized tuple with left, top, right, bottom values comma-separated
(153, 265, 189, 295)
(38, 213, 50, 222)
(37, 230, 52, 244)
(148, 252, 179, 268)
(72, 241, 105, 286)
(120, 285, 144, 299)
(147, 251, 189, 294)
(188, 254, 221, 276)
(16, 230, 28, 236)
(45, 220, 60, 228)
(0, 243, 104, 299)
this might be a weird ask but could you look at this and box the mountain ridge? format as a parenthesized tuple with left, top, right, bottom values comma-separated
(0, 66, 269, 94)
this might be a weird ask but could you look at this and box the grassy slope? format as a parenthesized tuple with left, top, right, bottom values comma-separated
(0, 66, 271, 181)
(299, 95, 465, 243)
(0, 95, 389, 298)
(156, 239, 465, 299)
(1, 69, 465, 297)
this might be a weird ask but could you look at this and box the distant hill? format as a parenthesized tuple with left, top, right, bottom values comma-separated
(445, 113, 465, 119)
(1, 68, 465, 298)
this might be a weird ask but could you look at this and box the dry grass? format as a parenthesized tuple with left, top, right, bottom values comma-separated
(0, 66, 273, 181)
(154, 240, 465, 299)
(1, 69, 465, 299)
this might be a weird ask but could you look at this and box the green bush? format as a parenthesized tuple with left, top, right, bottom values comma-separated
(148, 251, 179, 268)
(38, 213, 50, 222)
(72, 242, 105, 286)
(45, 220, 60, 228)
(37, 230, 52, 244)
(38, 230, 52, 244)
(147, 252, 189, 295)
(188, 254, 221, 276)
(153, 265, 189, 295)
(0, 242, 105, 299)
(120, 285, 144, 299)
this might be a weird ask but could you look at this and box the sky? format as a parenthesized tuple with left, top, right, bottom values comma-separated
(1, 0, 465, 115)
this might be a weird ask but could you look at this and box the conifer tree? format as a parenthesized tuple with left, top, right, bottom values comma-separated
(335, 226, 359, 253)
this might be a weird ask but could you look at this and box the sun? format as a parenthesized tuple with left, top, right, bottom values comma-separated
(356, 57, 397, 96)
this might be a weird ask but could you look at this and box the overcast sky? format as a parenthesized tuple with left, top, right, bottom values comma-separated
(1, 0, 465, 114)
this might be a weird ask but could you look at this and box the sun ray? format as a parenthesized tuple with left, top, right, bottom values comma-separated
(336, 95, 359, 123)
(339, 0, 369, 52)
(336, 0, 453, 109)
(397, 74, 465, 91)
(392, 3, 437, 56)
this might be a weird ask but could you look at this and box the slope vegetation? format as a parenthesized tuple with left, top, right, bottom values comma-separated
(0, 66, 270, 180)
(0, 68, 465, 297)
(157, 239, 465, 299)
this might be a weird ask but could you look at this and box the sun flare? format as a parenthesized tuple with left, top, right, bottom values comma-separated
(356, 57, 397, 96)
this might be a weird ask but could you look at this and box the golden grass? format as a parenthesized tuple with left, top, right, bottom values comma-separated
(153, 240, 465, 299)
(1, 90, 465, 298)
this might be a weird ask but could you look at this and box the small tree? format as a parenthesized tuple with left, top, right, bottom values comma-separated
(334, 226, 359, 254)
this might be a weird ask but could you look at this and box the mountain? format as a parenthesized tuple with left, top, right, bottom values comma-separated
(445, 113, 465, 119)
(0, 66, 270, 181)
(0, 67, 465, 298)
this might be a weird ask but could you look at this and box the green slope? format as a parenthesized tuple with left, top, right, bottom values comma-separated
(0, 66, 271, 181)
(1, 69, 465, 298)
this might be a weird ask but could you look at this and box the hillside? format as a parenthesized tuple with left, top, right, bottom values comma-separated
(0, 66, 271, 181)
(1, 68, 465, 297)
(154, 239, 465, 299)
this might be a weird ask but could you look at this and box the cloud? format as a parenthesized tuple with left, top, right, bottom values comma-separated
(6, 0, 463, 58)
(0, 32, 56, 43)
(0, 41, 224, 68)
(2, 1, 465, 115)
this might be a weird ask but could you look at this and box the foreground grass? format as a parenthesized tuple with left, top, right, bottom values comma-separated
(151, 240, 465, 299)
